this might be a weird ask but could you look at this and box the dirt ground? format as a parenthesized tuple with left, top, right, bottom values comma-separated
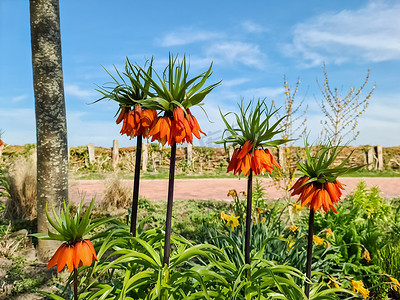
(69, 177, 400, 203)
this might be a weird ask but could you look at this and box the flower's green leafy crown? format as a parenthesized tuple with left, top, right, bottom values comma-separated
(297, 142, 363, 184)
(94, 58, 154, 116)
(216, 99, 288, 150)
(137, 54, 221, 113)
(31, 197, 106, 243)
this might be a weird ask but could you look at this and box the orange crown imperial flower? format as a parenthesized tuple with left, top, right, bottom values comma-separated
(48, 240, 98, 273)
(149, 107, 206, 146)
(137, 54, 220, 146)
(95, 57, 157, 139)
(31, 198, 100, 273)
(217, 99, 287, 176)
(291, 142, 362, 213)
(117, 104, 158, 138)
(227, 141, 281, 176)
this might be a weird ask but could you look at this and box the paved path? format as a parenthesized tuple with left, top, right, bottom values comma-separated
(69, 177, 400, 203)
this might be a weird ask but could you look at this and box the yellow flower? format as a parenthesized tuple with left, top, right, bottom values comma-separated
(328, 275, 340, 289)
(289, 224, 299, 233)
(220, 211, 229, 222)
(227, 189, 237, 198)
(323, 228, 334, 237)
(287, 241, 295, 251)
(260, 217, 266, 224)
(390, 277, 400, 292)
(255, 207, 263, 214)
(363, 248, 371, 262)
(313, 235, 324, 245)
(226, 214, 240, 231)
(292, 203, 302, 212)
(352, 280, 370, 299)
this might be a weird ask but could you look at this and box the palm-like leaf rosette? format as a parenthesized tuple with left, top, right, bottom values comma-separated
(32, 198, 99, 273)
(290, 143, 362, 213)
(138, 54, 220, 145)
(217, 99, 287, 176)
(95, 58, 157, 138)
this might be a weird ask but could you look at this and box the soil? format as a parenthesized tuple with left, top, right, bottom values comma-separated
(69, 177, 400, 203)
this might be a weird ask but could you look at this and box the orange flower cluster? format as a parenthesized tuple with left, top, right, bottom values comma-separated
(290, 176, 344, 213)
(117, 105, 158, 138)
(47, 239, 98, 273)
(227, 141, 280, 176)
(149, 107, 206, 146)
(0, 140, 3, 147)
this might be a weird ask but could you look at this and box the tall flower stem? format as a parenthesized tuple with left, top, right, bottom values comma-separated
(245, 170, 253, 265)
(73, 268, 78, 300)
(130, 135, 143, 236)
(305, 208, 315, 298)
(163, 142, 177, 266)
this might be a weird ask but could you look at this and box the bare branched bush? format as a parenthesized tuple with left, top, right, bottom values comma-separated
(317, 62, 375, 144)
(272, 77, 308, 194)
(5, 153, 37, 221)
(100, 174, 131, 210)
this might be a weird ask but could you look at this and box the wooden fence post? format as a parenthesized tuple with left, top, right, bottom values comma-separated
(376, 145, 383, 170)
(88, 143, 95, 165)
(228, 146, 234, 162)
(367, 146, 375, 170)
(112, 140, 119, 169)
(186, 143, 193, 168)
(142, 142, 148, 172)
(277, 146, 286, 170)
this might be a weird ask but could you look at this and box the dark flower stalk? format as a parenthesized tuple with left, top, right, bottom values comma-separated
(130, 134, 142, 236)
(290, 142, 362, 298)
(245, 170, 253, 265)
(163, 142, 177, 266)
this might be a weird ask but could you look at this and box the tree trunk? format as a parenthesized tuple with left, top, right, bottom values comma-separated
(30, 0, 68, 261)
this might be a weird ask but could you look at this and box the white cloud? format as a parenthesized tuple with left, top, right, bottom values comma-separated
(241, 87, 284, 99)
(222, 78, 250, 87)
(285, 1, 400, 66)
(241, 21, 268, 33)
(65, 84, 96, 100)
(206, 41, 267, 69)
(160, 29, 223, 47)
(11, 94, 29, 103)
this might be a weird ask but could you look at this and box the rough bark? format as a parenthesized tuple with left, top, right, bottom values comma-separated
(30, 0, 68, 261)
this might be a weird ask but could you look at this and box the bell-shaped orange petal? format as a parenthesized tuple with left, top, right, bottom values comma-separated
(290, 176, 309, 196)
(241, 153, 252, 176)
(73, 241, 83, 269)
(57, 244, 70, 273)
(227, 149, 239, 173)
(84, 240, 98, 261)
(268, 150, 281, 168)
(66, 245, 75, 273)
(47, 244, 65, 270)
(251, 150, 262, 175)
(299, 184, 316, 207)
(237, 141, 253, 159)
(80, 241, 93, 267)
(116, 107, 126, 124)
(325, 182, 340, 204)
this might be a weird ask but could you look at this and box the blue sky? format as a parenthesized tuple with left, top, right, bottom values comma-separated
(1, 0, 399, 147)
